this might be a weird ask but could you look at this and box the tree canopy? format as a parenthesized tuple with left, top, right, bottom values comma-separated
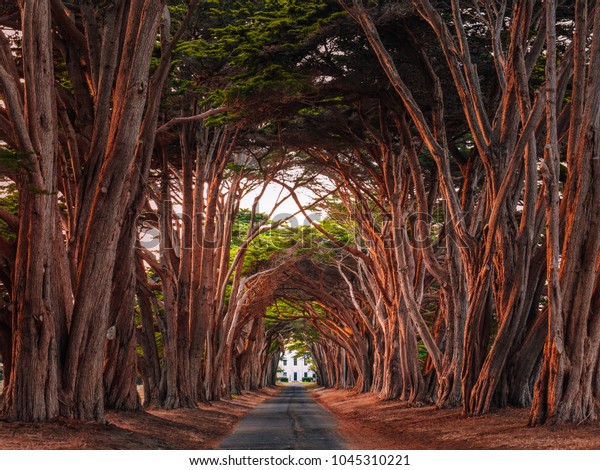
(1, 0, 599, 427)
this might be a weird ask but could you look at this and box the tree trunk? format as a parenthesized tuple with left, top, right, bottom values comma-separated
(61, 1, 165, 421)
(103, 220, 141, 411)
(0, 307, 12, 390)
(1, 0, 70, 422)
(531, 0, 600, 424)
(136, 257, 163, 408)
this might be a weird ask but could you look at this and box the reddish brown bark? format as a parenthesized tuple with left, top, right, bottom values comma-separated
(0, 0, 70, 422)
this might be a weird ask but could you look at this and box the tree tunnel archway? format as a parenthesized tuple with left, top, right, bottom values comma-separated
(2, 0, 600, 428)
(237, 254, 383, 397)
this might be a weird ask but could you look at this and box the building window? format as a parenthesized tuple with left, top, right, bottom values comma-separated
(293, 358, 297, 366)
(304, 372, 307, 378)
(294, 372, 297, 381)
(283, 359, 287, 366)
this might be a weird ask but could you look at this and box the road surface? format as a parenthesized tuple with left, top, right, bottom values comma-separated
(219, 385, 347, 450)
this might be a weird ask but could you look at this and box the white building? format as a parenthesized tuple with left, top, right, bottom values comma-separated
(278, 352, 316, 382)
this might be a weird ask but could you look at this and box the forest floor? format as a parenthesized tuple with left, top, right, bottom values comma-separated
(3, 384, 600, 449)
(311, 387, 600, 449)
(0, 386, 279, 449)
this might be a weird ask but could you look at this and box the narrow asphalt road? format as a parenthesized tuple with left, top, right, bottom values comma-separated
(219, 385, 348, 450)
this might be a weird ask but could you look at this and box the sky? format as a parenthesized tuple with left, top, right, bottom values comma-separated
(139, 181, 325, 251)
(240, 183, 324, 227)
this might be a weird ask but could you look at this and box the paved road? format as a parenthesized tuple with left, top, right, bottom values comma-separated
(219, 385, 347, 450)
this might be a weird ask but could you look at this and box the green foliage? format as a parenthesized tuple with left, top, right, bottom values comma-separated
(229, 208, 268, 259)
(0, 181, 19, 243)
(234, 207, 355, 277)
(203, 0, 340, 68)
(265, 298, 320, 371)
(171, 0, 343, 112)
(264, 299, 300, 325)
(0, 148, 30, 175)
(22, 184, 56, 196)
(241, 224, 297, 274)
(136, 332, 164, 360)
(319, 217, 355, 249)
(417, 341, 428, 369)
(55, 58, 74, 92)
(134, 268, 165, 359)
(228, 64, 312, 101)
(286, 333, 317, 361)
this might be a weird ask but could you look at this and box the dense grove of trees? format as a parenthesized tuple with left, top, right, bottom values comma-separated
(0, 0, 599, 427)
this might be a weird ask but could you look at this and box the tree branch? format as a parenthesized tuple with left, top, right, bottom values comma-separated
(156, 107, 229, 134)
(0, 206, 19, 232)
